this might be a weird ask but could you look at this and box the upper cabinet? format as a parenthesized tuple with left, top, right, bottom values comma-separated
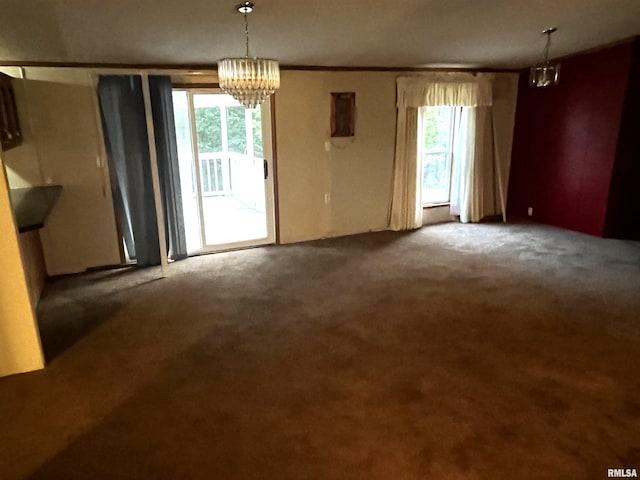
(0, 73, 23, 152)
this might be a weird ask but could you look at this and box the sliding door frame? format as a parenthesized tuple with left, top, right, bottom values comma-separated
(175, 86, 277, 253)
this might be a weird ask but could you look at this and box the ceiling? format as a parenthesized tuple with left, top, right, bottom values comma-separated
(1, 0, 639, 69)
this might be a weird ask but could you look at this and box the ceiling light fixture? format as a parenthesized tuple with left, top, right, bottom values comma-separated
(218, 2, 280, 108)
(529, 27, 560, 87)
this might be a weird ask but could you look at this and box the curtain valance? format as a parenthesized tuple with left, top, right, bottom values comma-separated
(396, 75, 493, 108)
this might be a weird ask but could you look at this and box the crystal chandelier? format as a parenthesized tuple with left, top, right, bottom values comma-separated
(218, 2, 280, 108)
(529, 27, 560, 87)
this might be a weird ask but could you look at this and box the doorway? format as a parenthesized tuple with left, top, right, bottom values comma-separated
(172, 89, 276, 254)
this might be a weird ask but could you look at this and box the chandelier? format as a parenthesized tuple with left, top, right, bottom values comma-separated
(529, 27, 560, 87)
(218, 2, 280, 108)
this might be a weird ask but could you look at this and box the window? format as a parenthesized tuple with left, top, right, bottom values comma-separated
(420, 106, 456, 205)
(192, 99, 263, 197)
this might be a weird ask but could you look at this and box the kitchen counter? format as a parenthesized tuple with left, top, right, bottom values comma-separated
(10, 185, 62, 233)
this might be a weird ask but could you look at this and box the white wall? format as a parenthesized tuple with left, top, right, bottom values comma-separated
(0, 153, 44, 377)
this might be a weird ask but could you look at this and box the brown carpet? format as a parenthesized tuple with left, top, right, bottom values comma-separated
(1, 221, 639, 480)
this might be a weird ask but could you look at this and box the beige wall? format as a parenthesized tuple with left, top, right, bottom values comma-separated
(492, 73, 519, 211)
(0, 67, 43, 188)
(275, 71, 397, 243)
(13, 68, 122, 275)
(0, 68, 519, 275)
(423, 206, 455, 225)
(473, 73, 520, 219)
(0, 153, 44, 377)
(275, 70, 519, 242)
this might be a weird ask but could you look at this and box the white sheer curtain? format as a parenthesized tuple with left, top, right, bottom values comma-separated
(449, 107, 477, 222)
(389, 74, 494, 231)
(450, 106, 499, 223)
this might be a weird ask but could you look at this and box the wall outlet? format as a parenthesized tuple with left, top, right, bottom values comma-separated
(324, 141, 331, 152)
(324, 193, 331, 205)
(527, 207, 533, 217)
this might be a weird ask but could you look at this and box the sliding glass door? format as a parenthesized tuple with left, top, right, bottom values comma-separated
(172, 89, 275, 254)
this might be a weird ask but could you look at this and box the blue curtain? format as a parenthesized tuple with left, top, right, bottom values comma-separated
(149, 76, 187, 261)
(98, 75, 186, 267)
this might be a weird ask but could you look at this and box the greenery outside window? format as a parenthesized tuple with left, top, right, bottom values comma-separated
(420, 106, 456, 206)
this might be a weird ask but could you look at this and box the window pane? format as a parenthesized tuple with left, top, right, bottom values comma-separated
(423, 106, 452, 152)
(252, 107, 263, 158)
(423, 153, 449, 203)
(226, 106, 246, 154)
(422, 106, 454, 204)
(195, 107, 222, 154)
(171, 90, 202, 254)
(171, 91, 196, 194)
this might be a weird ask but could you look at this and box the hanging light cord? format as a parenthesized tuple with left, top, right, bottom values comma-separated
(244, 12, 250, 58)
(543, 32, 551, 65)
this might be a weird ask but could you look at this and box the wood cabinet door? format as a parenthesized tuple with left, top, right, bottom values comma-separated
(0, 73, 23, 151)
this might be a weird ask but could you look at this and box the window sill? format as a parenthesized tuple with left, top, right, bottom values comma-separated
(423, 203, 450, 209)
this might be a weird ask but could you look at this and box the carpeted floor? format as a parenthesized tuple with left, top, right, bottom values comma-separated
(1, 221, 639, 479)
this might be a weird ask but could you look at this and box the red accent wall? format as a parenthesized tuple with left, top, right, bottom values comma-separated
(507, 42, 634, 236)
(605, 39, 640, 240)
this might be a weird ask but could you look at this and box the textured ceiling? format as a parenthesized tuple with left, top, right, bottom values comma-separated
(0, 0, 639, 68)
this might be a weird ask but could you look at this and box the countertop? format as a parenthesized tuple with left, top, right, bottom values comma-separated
(10, 185, 63, 233)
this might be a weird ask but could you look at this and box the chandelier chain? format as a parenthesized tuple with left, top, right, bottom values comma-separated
(244, 12, 250, 58)
(543, 32, 551, 65)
